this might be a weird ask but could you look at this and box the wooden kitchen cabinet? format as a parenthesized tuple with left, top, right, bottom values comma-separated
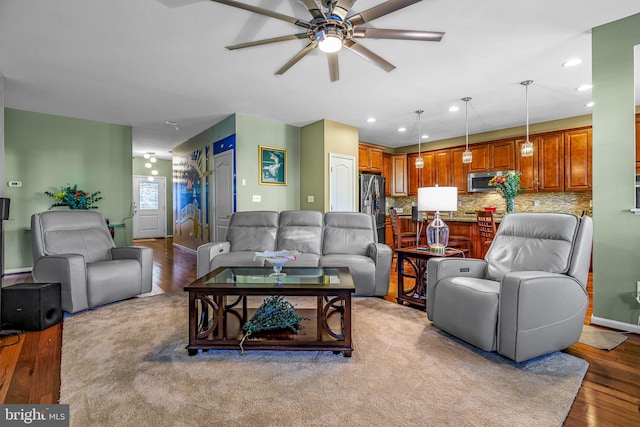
(390, 154, 408, 196)
(515, 137, 539, 192)
(490, 140, 515, 170)
(451, 147, 469, 193)
(467, 143, 490, 173)
(408, 152, 436, 195)
(537, 132, 565, 192)
(564, 128, 592, 191)
(434, 149, 452, 186)
(359, 143, 383, 172)
(382, 153, 392, 196)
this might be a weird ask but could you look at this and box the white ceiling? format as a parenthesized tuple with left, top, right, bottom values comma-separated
(1, 0, 639, 160)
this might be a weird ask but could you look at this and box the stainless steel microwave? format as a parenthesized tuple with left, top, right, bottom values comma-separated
(467, 171, 512, 193)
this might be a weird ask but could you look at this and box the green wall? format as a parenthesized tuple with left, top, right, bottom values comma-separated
(132, 157, 174, 236)
(300, 120, 325, 212)
(4, 108, 133, 271)
(591, 13, 640, 328)
(235, 114, 300, 211)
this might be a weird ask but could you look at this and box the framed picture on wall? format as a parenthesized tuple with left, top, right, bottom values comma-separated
(259, 146, 287, 186)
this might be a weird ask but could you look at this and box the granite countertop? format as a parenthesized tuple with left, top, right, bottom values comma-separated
(395, 213, 504, 223)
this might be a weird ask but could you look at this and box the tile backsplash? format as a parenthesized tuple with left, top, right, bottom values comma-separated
(388, 191, 592, 217)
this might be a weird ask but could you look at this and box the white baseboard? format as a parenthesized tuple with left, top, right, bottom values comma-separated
(4, 267, 33, 275)
(590, 315, 640, 333)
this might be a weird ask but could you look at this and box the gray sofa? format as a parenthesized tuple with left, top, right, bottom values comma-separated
(426, 212, 593, 362)
(196, 210, 392, 296)
(31, 211, 153, 313)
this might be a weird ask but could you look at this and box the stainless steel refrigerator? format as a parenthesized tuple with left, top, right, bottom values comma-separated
(359, 174, 386, 243)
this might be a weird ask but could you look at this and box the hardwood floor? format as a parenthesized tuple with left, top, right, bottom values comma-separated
(1, 239, 639, 426)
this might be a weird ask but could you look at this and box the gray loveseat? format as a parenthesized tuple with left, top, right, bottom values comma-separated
(196, 210, 392, 296)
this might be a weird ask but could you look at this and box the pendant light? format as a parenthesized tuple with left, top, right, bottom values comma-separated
(462, 97, 472, 164)
(521, 80, 534, 157)
(415, 110, 424, 169)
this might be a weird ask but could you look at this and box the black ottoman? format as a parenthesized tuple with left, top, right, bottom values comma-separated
(1, 283, 62, 331)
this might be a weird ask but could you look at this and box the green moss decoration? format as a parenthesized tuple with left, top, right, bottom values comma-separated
(239, 295, 309, 353)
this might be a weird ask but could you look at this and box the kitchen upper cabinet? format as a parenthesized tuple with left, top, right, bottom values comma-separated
(434, 149, 452, 186)
(391, 154, 408, 196)
(564, 128, 592, 191)
(451, 147, 469, 193)
(467, 144, 490, 173)
(382, 153, 392, 196)
(490, 140, 515, 170)
(515, 137, 539, 192)
(537, 132, 565, 192)
(408, 152, 435, 195)
(359, 143, 383, 172)
(384, 153, 408, 196)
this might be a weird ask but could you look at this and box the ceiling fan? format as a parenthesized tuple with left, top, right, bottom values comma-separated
(210, 0, 444, 82)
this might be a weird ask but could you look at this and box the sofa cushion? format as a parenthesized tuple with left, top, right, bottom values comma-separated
(320, 254, 376, 295)
(322, 212, 375, 256)
(286, 253, 321, 267)
(226, 211, 278, 252)
(87, 260, 141, 307)
(210, 252, 265, 270)
(277, 210, 323, 255)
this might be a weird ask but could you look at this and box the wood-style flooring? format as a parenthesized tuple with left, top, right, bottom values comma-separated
(1, 238, 639, 426)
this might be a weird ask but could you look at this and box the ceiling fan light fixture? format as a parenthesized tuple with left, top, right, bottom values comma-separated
(316, 29, 343, 53)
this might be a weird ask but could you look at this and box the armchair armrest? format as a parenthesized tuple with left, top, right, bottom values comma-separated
(197, 241, 231, 278)
(498, 271, 589, 362)
(426, 257, 487, 319)
(367, 243, 393, 296)
(32, 254, 89, 313)
(112, 246, 154, 293)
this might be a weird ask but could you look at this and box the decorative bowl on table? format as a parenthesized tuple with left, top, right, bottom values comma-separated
(264, 257, 289, 277)
(254, 250, 299, 278)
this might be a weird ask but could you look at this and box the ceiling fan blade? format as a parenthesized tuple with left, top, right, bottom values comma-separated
(347, 0, 421, 27)
(332, 0, 356, 21)
(327, 52, 339, 82)
(227, 33, 309, 50)
(352, 28, 444, 42)
(210, 0, 311, 29)
(302, 0, 325, 19)
(275, 43, 316, 75)
(343, 39, 395, 72)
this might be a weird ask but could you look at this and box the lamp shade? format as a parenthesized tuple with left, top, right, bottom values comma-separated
(417, 187, 458, 212)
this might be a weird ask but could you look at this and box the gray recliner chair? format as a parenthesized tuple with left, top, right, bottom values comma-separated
(31, 211, 153, 313)
(426, 212, 592, 362)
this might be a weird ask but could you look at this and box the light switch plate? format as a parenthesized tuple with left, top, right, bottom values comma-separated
(252, 195, 261, 203)
(7, 181, 22, 188)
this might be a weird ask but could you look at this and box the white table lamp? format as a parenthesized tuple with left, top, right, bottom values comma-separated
(418, 186, 458, 254)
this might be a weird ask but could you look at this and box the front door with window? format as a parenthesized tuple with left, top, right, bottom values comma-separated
(133, 175, 167, 239)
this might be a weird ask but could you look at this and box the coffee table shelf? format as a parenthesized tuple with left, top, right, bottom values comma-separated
(184, 267, 355, 357)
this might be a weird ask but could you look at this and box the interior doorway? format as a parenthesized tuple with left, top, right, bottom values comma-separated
(133, 175, 167, 239)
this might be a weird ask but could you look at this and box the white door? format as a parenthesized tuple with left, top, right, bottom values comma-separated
(213, 150, 235, 241)
(329, 153, 356, 211)
(133, 175, 167, 239)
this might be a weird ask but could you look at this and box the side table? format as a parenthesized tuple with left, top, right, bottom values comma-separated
(395, 246, 468, 309)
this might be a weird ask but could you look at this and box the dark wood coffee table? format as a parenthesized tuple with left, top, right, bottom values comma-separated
(184, 267, 355, 357)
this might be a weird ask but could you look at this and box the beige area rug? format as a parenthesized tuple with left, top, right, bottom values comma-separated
(579, 324, 628, 350)
(60, 293, 588, 427)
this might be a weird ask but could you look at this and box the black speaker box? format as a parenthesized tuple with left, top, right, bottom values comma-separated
(0, 198, 9, 221)
(1, 283, 62, 331)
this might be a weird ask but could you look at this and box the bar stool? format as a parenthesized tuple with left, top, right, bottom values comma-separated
(476, 210, 497, 258)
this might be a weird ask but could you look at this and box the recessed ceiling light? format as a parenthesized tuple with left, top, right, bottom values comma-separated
(576, 84, 592, 91)
(398, 127, 407, 132)
(448, 106, 460, 112)
(422, 134, 429, 139)
(562, 58, 583, 67)
(367, 117, 376, 123)
(585, 101, 594, 107)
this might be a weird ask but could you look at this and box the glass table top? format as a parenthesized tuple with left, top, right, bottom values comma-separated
(200, 267, 354, 290)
